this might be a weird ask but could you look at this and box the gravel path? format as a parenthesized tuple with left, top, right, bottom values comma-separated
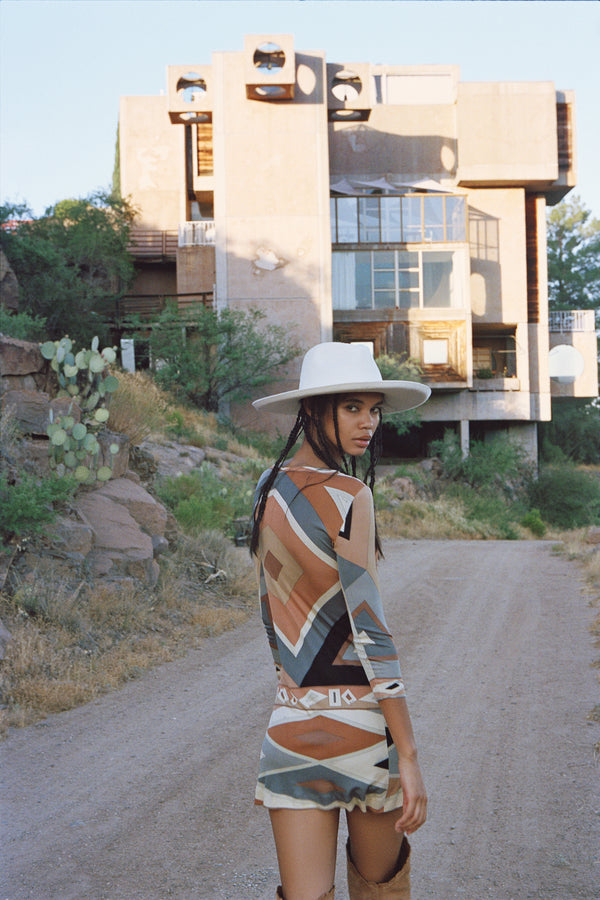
(2, 540, 599, 900)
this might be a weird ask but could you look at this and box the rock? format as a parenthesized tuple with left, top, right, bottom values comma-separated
(391, 476, 419, 500)
(10, 437, 50, 475)
(0, 249, 20, 311)
(129, 444, 158, 481)
(152, 535, 169, 557)
(139, 438, 206, 480)
(586, 526, 600, 545)
(0, 335, 42, 376)
(2, 389, 51, 434)
(46, 515, 94, 559)
(1, 373, 38, 394)
(94, 478, 168, 536)
(96, 430, 129, 479)
(0, 618, 13, 660)
(419, 457, 443, 478)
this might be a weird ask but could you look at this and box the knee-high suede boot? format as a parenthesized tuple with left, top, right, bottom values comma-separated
(346, 836, 410, 899)
(276, 885, 335, 900)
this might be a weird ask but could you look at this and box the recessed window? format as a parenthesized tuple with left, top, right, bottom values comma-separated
(176, 72, 207, 103)
(179, 112, 211, 124)
(332, 248, 466, 310)
(253, 42, 285, 73)
(255, 85, 287, 98)
(423, 340, 449, 366)
(331, 70, 362, 102)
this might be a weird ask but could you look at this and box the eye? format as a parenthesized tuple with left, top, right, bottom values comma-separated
(372, 406, 382, 418)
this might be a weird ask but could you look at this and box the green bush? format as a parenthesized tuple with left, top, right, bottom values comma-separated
(520, 508, 547, 537)
(430, 430, 531, 496)
(540, 399, 600, 464)
(0, 308, 47, 341)
(528, 464, 600, 529)
(156, 464, 252, 535)
(0, 471, 76, 541)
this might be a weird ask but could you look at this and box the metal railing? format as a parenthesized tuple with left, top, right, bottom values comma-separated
(178, 220, 215, 246)
(127, 229, 178, 258)
(113, 291, 214, 321)
(549, 310, 595, 333)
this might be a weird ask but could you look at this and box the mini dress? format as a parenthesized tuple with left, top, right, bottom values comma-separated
(253, 465, 406, 813)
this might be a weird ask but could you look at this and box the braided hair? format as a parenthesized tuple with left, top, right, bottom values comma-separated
(250, 394, 383, 557)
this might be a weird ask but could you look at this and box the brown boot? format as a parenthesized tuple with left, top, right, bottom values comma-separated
(346, 837, 410, 899)
(276, 885, 335, 900)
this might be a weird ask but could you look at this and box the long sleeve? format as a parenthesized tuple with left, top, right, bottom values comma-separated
(334, 484, 406, 701)
(256, 557, 282, 671)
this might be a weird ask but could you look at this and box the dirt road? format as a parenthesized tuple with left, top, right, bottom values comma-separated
(2, 541, 599, 900)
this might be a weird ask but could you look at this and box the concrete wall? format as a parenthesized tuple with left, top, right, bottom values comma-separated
(119, 96, 184, 230)
(457, 82, 558, 186)
(211, 45, 332, 416)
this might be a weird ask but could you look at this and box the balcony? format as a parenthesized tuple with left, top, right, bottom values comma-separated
(549, 309, 595, 333)
(178, 220, 215, 246)
(127, 221, 216, 260)
(127, 229, 178, 259)
(111, 291, 214, 323)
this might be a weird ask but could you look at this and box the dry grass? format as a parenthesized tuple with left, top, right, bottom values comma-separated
(378, 497, 498, 541)
(107, 370, 170, 445)
(0, 531, 255, 736)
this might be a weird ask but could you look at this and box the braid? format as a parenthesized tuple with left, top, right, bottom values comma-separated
(249, 409, 304, 556)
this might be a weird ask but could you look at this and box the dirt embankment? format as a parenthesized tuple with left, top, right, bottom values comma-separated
(2, 541, 599, 900)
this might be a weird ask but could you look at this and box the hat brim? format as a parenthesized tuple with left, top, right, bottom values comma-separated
(252, 380, 431, 416)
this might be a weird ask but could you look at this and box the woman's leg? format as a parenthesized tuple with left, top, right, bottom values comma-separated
(269, 807, 339, 900)
(346, 807, 407, 883)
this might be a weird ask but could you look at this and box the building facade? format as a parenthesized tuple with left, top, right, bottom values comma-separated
(118, 34, 597, 457)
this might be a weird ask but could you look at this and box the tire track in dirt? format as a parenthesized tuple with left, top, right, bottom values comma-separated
(1, 541, 599, 899)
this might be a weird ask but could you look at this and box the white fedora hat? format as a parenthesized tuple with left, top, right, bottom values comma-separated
(253, 342, 431, 415)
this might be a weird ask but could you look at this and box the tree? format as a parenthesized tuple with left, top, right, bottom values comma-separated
(0, 191, 136, 345)
(547, 194, 600, 315)
(145, 303, 299, 412)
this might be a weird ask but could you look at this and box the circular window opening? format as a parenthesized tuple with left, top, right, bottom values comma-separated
(253, 42, 285, 74)
(177, 72, 207, 103)
(331, 71, 362, 102)
(255, 85, 287, 98)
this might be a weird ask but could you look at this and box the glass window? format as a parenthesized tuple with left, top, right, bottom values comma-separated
(380, 197, 402, 242)
(423, 251, 453, 307)
(332, 248, 464, 309)
(424, 196, 444, 241)
(336, 198, 358, 242)
(355, 252, 372, 308)
(401, 196, 422, 241)
(359, 197, 380, 242)
(446, 196, 466, 241)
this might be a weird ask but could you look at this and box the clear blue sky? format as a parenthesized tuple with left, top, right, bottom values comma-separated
(1, 0, 599, 217)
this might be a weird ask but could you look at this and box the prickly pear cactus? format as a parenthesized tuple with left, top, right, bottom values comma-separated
(42, 336, 120, 485)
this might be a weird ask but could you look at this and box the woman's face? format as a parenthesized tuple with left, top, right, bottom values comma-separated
(323, 392, 384, 459)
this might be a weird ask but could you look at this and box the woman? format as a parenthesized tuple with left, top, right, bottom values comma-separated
(251, 342, 430, 900)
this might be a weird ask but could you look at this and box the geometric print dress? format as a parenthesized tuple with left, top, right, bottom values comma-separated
(253, 465, 406, 813)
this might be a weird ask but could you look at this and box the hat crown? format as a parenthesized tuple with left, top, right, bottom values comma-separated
(299, 342, 382, 393)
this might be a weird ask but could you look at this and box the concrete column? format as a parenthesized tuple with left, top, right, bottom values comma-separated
(460, 419, 470, 458)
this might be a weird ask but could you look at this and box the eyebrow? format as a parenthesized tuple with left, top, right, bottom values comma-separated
(342, 396, 383, 408)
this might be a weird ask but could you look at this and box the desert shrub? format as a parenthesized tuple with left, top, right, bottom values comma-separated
(540, 399, 600, 464)
(0, 470, 76, 541)
(528, 464, 600, 529)
(430, 430, 531, 496)
(156, 463, 253, 536)
(108, 370, 168, 445)
(520, 508, 547, 537)
(0, 308, 47, 341)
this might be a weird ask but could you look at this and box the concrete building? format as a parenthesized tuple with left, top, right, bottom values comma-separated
(117, 34, 597, 457)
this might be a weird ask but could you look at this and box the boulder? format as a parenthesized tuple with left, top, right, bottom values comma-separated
(0, 334, 42, 376)
(96, 430, 129, 479)
(94, 478, 168, 537)
(138, 438, 206, 480)
(391, 476, 419, 501)
(0, 249, 19, 311)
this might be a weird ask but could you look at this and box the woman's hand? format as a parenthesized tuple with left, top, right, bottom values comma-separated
(395, 755, 427, 834)
(379, 696, 428, 834)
